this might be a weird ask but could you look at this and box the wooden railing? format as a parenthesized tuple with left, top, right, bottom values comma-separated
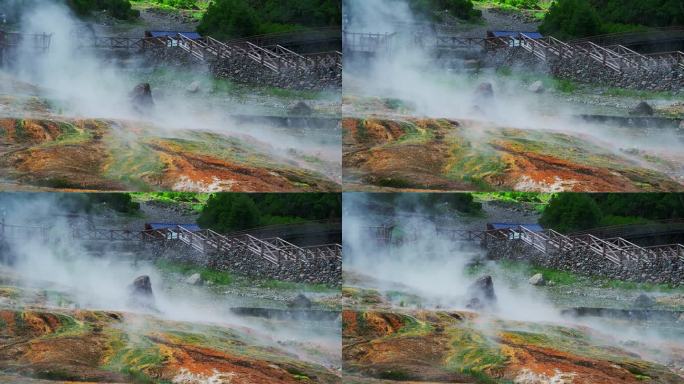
(370, 224, 684, 267)
(0, 222, 340, 267)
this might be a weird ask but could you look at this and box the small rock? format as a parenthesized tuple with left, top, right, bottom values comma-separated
(186, 81, 201, 93)
(528, 80, 545, 93)
(185, 273, 203, 286)
(629, 101, 654, 116)
(528, 273, 546, 286)
(474, 82, 494, 99)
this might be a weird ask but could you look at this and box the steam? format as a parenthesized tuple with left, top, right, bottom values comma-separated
(3, 1, 340, 179)
(343, 192, 684, 369)
(0, 193, 340, 368)
(343, 0, 683, 180)
(342, 192, 561, 322)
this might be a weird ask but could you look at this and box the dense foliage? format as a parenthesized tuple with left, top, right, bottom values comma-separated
(197, 193, 341, 233)
(364, 193, 482, 215)
(67, 0, 139, 19)
(540, 0, 684, 38)
(197, 0, 341, 39)
(539, 193, 602, 232)
(406, 0, 481, 21)
(540, 193, 684, 232)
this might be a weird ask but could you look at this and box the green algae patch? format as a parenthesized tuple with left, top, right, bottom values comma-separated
(445, 327, 508, 376)
(104, 329, 169, 383)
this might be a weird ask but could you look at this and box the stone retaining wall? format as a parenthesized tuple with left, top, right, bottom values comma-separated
(144, 241, 341, 286)
(144, 47, 341, 91)
(485, 48, 684, 92)
(484, 238, 684, 285)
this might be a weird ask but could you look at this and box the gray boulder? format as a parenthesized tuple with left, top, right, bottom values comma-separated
(466, 275, 497, 310)
(289, 101, 313, 116)
(629, 101, 654, 116)
(130, 83, 154, 112)
(634, 293, 655, 308)
(288, 294, 312, 309)
(127, 275, 158, 312)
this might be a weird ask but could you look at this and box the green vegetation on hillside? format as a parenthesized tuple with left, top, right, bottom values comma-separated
(197, 193, 341, 232)
(540, 193, 684, 232)
(540, 0, 684, 38)
(197, 0, 341, 39)
(362, 193, 483, 215)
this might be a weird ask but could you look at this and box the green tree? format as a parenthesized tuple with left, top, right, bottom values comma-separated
(198, 0, 342, 39)
(198, 194, 260, 233)
(540, 193, 602, 233)
(197, 0, 260, 39)
(540, 0, 602, 38)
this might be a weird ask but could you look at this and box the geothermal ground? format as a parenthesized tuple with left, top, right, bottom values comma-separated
(342, 199, 684, 383)
(0, 200, 342, 383)
(342, 268, 684, 384)
(0, 73, 341, 192)
(342, 77, 684, 192)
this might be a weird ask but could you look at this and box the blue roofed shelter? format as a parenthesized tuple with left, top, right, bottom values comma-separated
(145, 31, 202, 40)
(487, 223, 543, 231)
(487, 31, 543, 39)
(145, 223, 201, 231)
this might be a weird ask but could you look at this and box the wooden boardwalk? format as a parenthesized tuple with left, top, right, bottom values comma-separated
(0, 223, 341, 266)
(371, 224, 684, 267)
(344, 30, 684, 74)
(0, 30, 342, 74)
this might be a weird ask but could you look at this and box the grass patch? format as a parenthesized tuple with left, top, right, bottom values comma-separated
(156, 259, 335, 291)
(131, 192, 209, 212)
(155, 259, 233, 285)
(496, 259, 684, 292)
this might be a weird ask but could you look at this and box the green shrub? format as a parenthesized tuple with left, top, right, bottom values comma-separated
(540, 0, 684, 38)
(198, 0, 341, 39)
(539, 0, 602, 39)
(540, 193, 602, 233)
(197, 193, 341, 233)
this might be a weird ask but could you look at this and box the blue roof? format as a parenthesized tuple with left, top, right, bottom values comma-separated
(491, 31, 543, 39)
(148, 31, 201, 39)
(147, 223, 201, 231)
(489, 223, 543, 232)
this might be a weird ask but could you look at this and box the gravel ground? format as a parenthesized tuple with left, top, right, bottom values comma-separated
(441, 4, 541, 37)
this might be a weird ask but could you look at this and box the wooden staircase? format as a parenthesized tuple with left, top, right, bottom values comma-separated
(372, 224, 684, 267)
